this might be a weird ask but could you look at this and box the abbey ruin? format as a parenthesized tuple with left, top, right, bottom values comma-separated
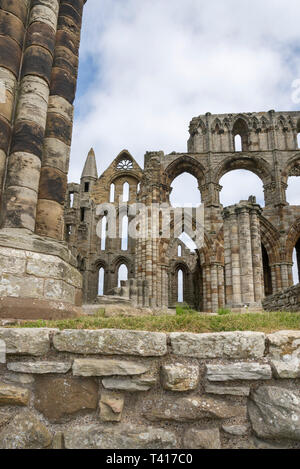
(0, 0, 299, 318)
(66, 110, 300, 313)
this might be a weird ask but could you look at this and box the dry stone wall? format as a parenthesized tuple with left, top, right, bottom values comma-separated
(0, 328, 300, 449)
(263, 284, 300, 312)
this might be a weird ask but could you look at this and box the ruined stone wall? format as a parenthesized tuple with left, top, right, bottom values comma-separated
(0, 328, 300, 449)
(66, 108, 300, 311)
(263, 284, 300, 312)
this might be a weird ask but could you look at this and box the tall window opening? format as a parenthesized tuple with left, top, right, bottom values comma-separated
(293, 238, 300, 285)
(69, 192, 74, 208)
(121, 215, 128, 251)
(110, 183, 115, 202)
(178, 269, 183, 303)
(262, 244, 273, 296)
(232, 118, 249, 151)
(101, 216, 107, 251)
(178, 245, 182, 257)
(84, 182, 90, 192)
(170, 173, 201, 207)
(118, 264, 128, 287)
(219, 170, 264, 207)
(98, 267, 104, 296)
(234, 135, 242, 152)
(123, 182, 129, 202)
(80, 207, 85, 222)
(286, 176, 300, 205)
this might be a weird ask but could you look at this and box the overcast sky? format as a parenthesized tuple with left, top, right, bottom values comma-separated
(71, 0, 300, 279)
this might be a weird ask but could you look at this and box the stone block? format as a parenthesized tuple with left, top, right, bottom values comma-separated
(222, 425, 249, 436)
(183, 428, 221, 449)
(73, 359, 149, 377)
(161, 363, 199, 391)
(34, 376, 98, 422)
(248, 386, 300, 441)
(0, 410, 52, 449)
(64, 423, 178, 449)
(206, 363, 272, 381)
(144, 396, 245, 422)
(99, 391, 124, 422)
(267, 331, 300, 360)
(102, 373, 157, 392)
(53, 329, 167, 356)
(7, 361, 71, 374)
(0, 383, 29, 406)
(0, 328, 56, 356)
(205, 383, 250, 396)
(170, 331, 266, 359)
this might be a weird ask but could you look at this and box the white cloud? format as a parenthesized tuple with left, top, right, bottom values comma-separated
(70, 0, 300, 209)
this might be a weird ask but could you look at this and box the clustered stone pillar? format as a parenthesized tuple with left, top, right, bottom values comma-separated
(0, 1, 31, 208)
(223, 201, 263, 312)
(2, 0, 59, 231)
(36, 0, 85, 239)
(135, 152, 169, 309)
(0, 0, 86, 319)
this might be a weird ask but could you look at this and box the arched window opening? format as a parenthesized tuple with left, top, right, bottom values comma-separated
(118, 264, 128, 288)
(293, 238, 300, 285)
(84, 182, 90, 193)
(232, 119, 249, 151)
(286, 176, 300, 205)
(170, 173, 201, 207)
(178, 245, 182, 257)
(101, 216, 107, 251)
(219, 170, 264, 207)
(80, 207, 85, 222)
(178, 269, 183, 303)
(234, 135, 242, 152)
(110, 183, 115, 203)
(123, 182, 129, 202)
(98, 267, 104, 296)
(262, 244, 273, 296)
(121, 215, 128, 251)
(297, 133, 300, 149)
(137, 183, 141, 193)
(69, 192, 74, 208)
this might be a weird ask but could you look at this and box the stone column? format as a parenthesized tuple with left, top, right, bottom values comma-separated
(229, 208, 242, 307)
(223, 211, 233, 306)
(237, 206, 255, 305)
(223, 201, 263, 312)
(0, 0, 86, 320)
(210, 263, 219, 313)
(0, 1, 31, 208)
(250, 207, 264, 303)
(217, 264, 225, 309)
(2, 0, 59, 231)
(36, 0, 85, 240)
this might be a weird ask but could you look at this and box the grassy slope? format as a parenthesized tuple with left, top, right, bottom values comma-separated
(15, 309, 300, 333)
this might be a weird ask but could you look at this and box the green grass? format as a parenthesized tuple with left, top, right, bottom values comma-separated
(13, 310, 300, 333)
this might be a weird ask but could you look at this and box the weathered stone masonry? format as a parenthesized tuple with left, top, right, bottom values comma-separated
(263, 283, 300, 312)
(0, 0, 86, 319)
(0, 328, 300, 449)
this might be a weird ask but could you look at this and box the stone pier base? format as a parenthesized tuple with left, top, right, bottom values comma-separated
(0, 229, 82, 319)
